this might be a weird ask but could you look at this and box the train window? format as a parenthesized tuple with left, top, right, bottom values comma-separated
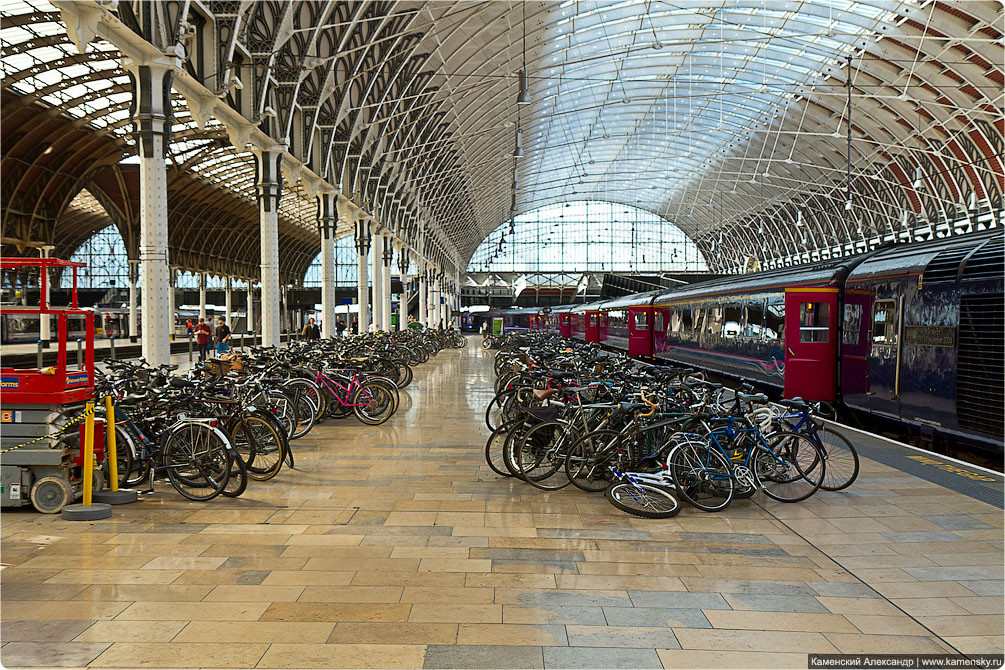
(872, 300, 897, 346)
(764, 296, 784, 341)
(588, 313, 596, 327)
(706, 307, 723, 335)
(633, 310, 649, 330)
(799, 302, 830, 343)
(654, 311, 664, 333)
(722, 303, 742, 339)
(745, 300, 765, 339)
(843, 304, 863, 345)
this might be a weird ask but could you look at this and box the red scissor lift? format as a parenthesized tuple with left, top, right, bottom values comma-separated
(1, 258, 102, 513)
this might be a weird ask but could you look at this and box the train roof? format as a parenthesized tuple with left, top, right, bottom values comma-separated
(652, 254, 862, 303)
(600, 290, 663, 310)
(847, 228, 1003, 284)
(570, 300, 605, 313)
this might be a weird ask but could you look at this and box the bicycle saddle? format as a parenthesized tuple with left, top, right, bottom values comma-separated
(738, 392, 769, 403)
(533, 388, 560, 400)
(779, 398, 808, 410)
(548, 371, 576, 380)
(619, 401, 649, 412)
(118, 393, 148, 406)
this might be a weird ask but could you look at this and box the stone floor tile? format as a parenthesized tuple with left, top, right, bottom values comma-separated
(116, 601, 269, 621)
(602, 607, 711, 628)
(502, 606, 607, 625)
(822, 633, 949, 654)
(815, 596, 904, 616)
(915, 614, 1005, 637)
(327, 623, 458, 645)
(70, 620, 187, 643)
(703, 610, 858, 633)
(627, 590, 730, 609)
(942, 636, 1005, 655)
(298, 586, 404, 603)
(1, 600, 128, 621)
(725, 593, 831, 613)
(423, 644, 543, 669)
(89, 642, 269, 668)
(544, 646, 663, 669)
(672, 628, 839, 652)
(1, 620, 95, 642)
(409, 604, 503, 624)
(457, 623, 567, 646)
(891, 598, 971, 617)
(656, 649, 806, 668)
(565, 624, 680, 648)
(0, 641, 111, 667)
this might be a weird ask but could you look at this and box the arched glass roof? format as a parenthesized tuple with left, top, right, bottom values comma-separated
(1, 0, 1001, 274)
(468, 200, 707, 273)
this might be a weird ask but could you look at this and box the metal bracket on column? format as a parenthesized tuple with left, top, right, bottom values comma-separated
(382, 236, 394, 267)
(397, 247, 410, 277)
(355, 220, 371, 255)
(318, 191, 337, 240)
(254, 149, 284, 212)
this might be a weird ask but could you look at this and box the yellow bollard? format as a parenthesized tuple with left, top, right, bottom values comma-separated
(104, 396, 118, 492)
(82, 402, 95, 506)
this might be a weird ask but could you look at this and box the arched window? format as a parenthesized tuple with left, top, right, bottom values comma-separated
(63, 225, 129, 288)
(468, 201, 706, 273)
(302, 236, 365, 287)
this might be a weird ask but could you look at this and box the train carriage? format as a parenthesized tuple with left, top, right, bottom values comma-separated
(599, 291, 662, 356)
(652, 259, 860, 401)
(841, 229, 1003, 453)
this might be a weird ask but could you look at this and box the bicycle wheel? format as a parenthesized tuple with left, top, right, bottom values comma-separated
(108, 424, 136, 489)
(485, 390, 513, 431)
(515, 421, 575, 491)
(605, 480, 681, 519)
(282, 379, 320, 437)
(352, 383, 395, 425)
(816, 427, 860, 491)
(754, 433, 825, 503)
(668, 440, 734, 512)
(566, 429, 624, 492)
(162, 422, 230, 501)
(266, 390, 297, 438)
(484, 421, 517, 477)
(230, 414, 284, 481)
(221, 448, 249, 498)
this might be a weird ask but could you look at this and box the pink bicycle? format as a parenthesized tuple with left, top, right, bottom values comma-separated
(311, 367, 398, 425)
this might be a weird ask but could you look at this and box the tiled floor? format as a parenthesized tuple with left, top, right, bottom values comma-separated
(2, 341, 1002, 669)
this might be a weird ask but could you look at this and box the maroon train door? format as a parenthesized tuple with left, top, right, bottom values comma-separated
(628, 305, 653, 356)
(559, 314, 571, 338)
(840, 289, 874, 401)
(585, 311, 600, 343)
(783, 287, 839, 401)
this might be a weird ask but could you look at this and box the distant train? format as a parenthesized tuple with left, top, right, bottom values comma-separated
(490, 230, 1004, 454)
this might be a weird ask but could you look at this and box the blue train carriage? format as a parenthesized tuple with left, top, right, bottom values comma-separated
(841, 229, 1004, 453)
(652, 258, 861, 401)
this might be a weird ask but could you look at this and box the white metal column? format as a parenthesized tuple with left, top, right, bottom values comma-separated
(255, 148, 282, 348)
(355, 221, 370, 334)
(247, 282, 254, 334)
(167, 268, 176, 341)
(418, 266, 428, 327)
(126, 58, 177, 365)
(371, 230, 383, 331)
(198, 273, 207, 324)
(319, 192, 337, 338)
(397, 246, 410, 331)
(128, 259, 139, 341)
(381, 233, 392, 332)
(224, 277, 233, 328)
(39, 246, 53, 345)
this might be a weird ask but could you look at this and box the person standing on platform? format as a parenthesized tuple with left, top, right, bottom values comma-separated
(215, 316, 231, 355)
(302, 317, 320, 340)
(186, 318, 194, 336)
(336, 317, 346, 338)
(194, 317, 212, 360)
(351, 315, 359, 334)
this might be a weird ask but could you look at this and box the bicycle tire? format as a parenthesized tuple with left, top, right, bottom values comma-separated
(755, 433, 825, 503)
(816, 426, 860, 491)
(162, 422, 230, 501)
(515, 421, 576, 491)
(230, 415, 284, 481)
(484, 421, 517, 477)
(668, 440, 735, 512)
(605, 481, 681, 519)
(352, 383, 395, 425)
(566, 429, 624, 492)
(221, 449, 249, 498)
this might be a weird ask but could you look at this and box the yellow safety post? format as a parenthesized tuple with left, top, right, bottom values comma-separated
(82, 401, 95, 506)
(104, 395, 118, 492)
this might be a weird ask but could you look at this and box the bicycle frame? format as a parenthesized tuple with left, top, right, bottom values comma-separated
(313, 369, 377, 407)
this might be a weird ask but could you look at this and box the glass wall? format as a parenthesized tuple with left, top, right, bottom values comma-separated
(302, 235, 366, 288)
(468, 201, 706, 273)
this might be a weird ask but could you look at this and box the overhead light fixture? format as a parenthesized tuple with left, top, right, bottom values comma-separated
(513, 129, 524, 158)
(517, 70, 531, 105)
(845, 200, 853, 211)
(913, 166, 923, 189)
(796, 210, 804, 226)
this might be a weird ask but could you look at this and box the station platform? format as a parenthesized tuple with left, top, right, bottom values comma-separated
(1, 341, 1002, 669)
